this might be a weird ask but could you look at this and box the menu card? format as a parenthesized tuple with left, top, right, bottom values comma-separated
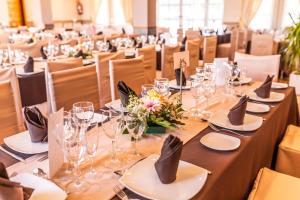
(173, 51, 190, 70)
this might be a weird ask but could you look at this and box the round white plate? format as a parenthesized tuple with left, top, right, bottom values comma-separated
(91, 113, 108, 124)
(246, 102, 270, 113)
(105, 99, 127, 112)
(271, 82, 288, 89)
(248, 91, 285, 103)
(208, 110, 263, 132)
(169, 80, 191, 90)
(241, 77, 252, 85)
(4, 131, 48, 154)
(120, 154, 208, 200)
(200, 132, 241, 151)
(11, 173, 67, 200)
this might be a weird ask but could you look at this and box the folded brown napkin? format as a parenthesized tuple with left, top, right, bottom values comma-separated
(110, 46, 118, 53)
(117, 81, 137, 107)
(57, 33, 63, 41)
(96, 31, 103, 35)
(175, 68, 186, 86)
(254, 75, 274, 98)
(27, 38, 34, 44)
(137, 42, 143, 48)
(155, 135, 183, 184)
(227, 95, 249, 125)
(0, 162, 34, 200)
(180, 36, 187, 52)
(131, 37, 138, 46)
(122, 28, 126, 35)
(107, 40, 113, 50)
(40, 46, 47, 59)
(24, 107, 48, 143)
(23, 56, 34, 73)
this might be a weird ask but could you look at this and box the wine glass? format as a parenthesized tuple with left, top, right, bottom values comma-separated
(190, 78, 203, 118)
(72, 101, 94, 136)
(154, 78, 169, 97)
(60, 44, 71, 57)
(126, 113, 146, 159)
(201, 81, 216, 118)
(141, 84, 154, 97)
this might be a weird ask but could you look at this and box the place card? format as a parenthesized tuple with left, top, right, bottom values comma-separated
(48, 108, 64, 178)
(173, 51, 190, 70)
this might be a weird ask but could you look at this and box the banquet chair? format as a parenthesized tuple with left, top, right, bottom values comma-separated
(217, 29, 238, 60)
(186, 39, 201, 77)
(234, 52, 280, 82)
(202, 36, 217, 64)
(47, 58, 83, 73)
(0, 68, 25, 143)
(136, 45, 157, 84)
(185, 30, 201, 40)
(9, 39, 48, 58)
(47, 65, 100, 112)
(95, 51, 125, 107)
(248, 167, 300, 200)
(250, 33, 274, 56)
(109, 56, 145, 101)
(276, 125, 300, 178)
(161, 44, 180, 80)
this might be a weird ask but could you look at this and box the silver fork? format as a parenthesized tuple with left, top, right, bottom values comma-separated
(208, 123, 247, 137)
(113, 184, 128, 200)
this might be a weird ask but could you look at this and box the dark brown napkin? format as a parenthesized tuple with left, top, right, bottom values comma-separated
(110, 46, 117, 53)
(107, 40, 113, 50)
(137, 42, 143, 48)
(180, 36, 187, 52)
(27, 38, 34, 44)
(254, 75, 274, 98)
(40, 46, 47, 59)
(24, 107, 48, 143)
(175, 68, 186, 86)
(131, 37, 138, 46)
(0, 162, 34, 200)
(117, 81, 137, 107)
(227, 95, 249, 125)
(122, 28, 126, 34)
(23, 56, 34, 73)
(96, 31, 103, 35)
(154, 135, 183, 184)
(57, 33, 63, 40)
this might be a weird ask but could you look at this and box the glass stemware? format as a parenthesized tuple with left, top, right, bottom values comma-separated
(72, 101, 94, 136)
(190, 78, 203, 118)
(201, 81, 216, 118)
(141, 84, 154, 97)
(154, 78, 169, 97)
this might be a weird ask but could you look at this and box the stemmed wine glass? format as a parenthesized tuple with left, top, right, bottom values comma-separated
(0, 50, 9, 68)
(96, 40, 109, 52)
(126, 113, 146, 159)
(141, 84, 154, 97)
(190, 78, 203, 118)
(201, 81, 216, 118)
(154, 78, 169, 97)
(72, 101, 94, 136)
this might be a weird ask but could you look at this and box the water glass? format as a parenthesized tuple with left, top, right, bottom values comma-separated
(190, 79, 203, 118)
(72, 101, 94, 135)
(154, 78, 169, 96)
(202, 81, 216, 118)
(141, 84, 154, 97)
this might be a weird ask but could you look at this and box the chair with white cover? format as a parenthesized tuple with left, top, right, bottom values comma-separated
(109, 56, 145, 101)
(186, 39, 201, 77)
(217, 29, 238, 60)
(9, 39, 48, 58)
(161, 44, 180, 80)
(0, 68, 25, 143)
(95, 51, 125, 107)
(136, 45, 157, 84)
(248, 168, 300, 200)
(234, 52, 280, 82)
(250, 33, 274, 56)
(202, 36, 217, 64)
(47, 58, 83, 73)
(47, 65, 100, 112)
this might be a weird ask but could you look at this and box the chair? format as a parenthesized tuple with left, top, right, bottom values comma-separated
(47, 65, 100, 112)
(185, 30, 201, 40)
(47, 58, 83, 73)
(161, 44, 180, 80)
(136, 45, 157, 84)
(234, 52, 280, 82)
(202, 36, 217, 64)
(186, 39, 201, 77)
(9, 39, 48, 58)
(276, 125, 300, 178)
(250, 33, 274, 56)
(95, 51, 125, 107)
(248, 168, 300, 200)
(217, 29, 238, 60)
(0, 68, 25, 143)
(109, 56, 145, 101)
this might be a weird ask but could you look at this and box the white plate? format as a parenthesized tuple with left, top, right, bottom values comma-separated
(200, 132, 241, 151)
(91, 113, 108, 124)
(120, 154, 208, 200)
(11, 173, 67, 200)
(169, 80, 191, 90)
(105, 99, 127, 112)
(208, 110, 263, 132)
(241, 77, 252, 85)
(4, 131, 48, 154)
(271, 82, 288, 89)
(246, 102, 270, 113)
(248, 91, 285, 103)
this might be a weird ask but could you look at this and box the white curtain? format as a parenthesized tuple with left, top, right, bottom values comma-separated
(239, 0, 263, 28)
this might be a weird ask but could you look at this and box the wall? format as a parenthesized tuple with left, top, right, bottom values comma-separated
(223, 0, 242, 22)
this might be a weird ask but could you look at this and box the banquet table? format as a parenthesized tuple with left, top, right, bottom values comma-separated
(0, 82, 299, 200)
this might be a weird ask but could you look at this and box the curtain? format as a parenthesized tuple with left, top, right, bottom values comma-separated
(239, 0, 263, 28)
(120, 0, 133, 24)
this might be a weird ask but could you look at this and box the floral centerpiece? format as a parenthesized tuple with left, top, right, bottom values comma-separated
(126, 90, 185, 134)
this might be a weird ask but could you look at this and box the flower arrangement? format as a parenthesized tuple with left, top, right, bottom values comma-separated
(127, 90, 185, 133)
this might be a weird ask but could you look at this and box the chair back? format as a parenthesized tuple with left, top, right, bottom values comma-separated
(9, 39, 48, 57)
(234, 52, 280, 82)
(95, 51, 125, 107)
(109, 56, 145, 101)
(47, 65, 100, 112)
(203, 36, 217, 64)
(161, 44, 180, 80)
(186, 39, 201, 76)
(136, 45, 156, 84)
(250, 33, 273, 56)
(185, 30, 201, 40)
(0, 68, 25, 143)
(47, 58, 83, 73)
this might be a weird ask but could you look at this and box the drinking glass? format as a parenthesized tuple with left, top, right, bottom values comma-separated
(201, 81, 216, 118)
(72, 101, 94, 136)
(126, 113, 146, 159)
(154, 78, 169, 96)
(190, 78, 203, 118)
(141, 84, 154, 97)
(60, 44, 71, 57)
(204, 63, 215, 81)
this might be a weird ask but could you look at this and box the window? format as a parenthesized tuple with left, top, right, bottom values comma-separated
(250, 0, 274, 30)
(96, 0, 126, 26)
(157, 0, 224, 31)
(281, 0, 300, 28)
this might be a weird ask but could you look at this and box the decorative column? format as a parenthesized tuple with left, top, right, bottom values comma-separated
(7, 0, 25, 27)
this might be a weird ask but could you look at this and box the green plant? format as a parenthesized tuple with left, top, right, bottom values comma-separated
(284, 14, 300, 74)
